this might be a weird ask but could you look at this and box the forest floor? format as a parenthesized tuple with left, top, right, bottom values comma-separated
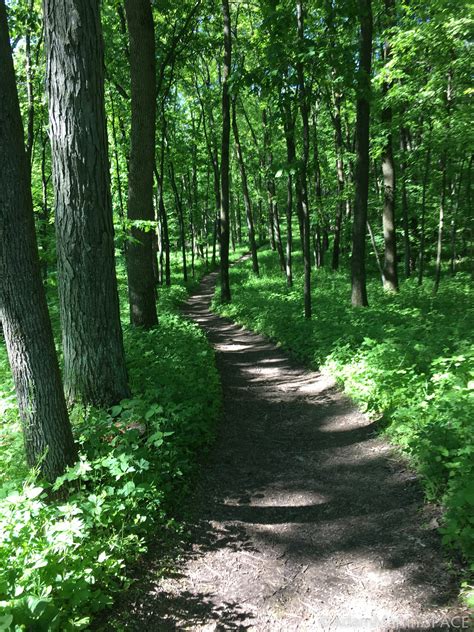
(110, 266, 471, 631)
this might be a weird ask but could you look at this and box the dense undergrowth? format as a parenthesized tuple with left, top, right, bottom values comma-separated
(0, 271, 221, 630)
(214, 248, 474, 602)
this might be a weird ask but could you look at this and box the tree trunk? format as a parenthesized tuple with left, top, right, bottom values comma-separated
(285, 173, 293, 287)
(0, 0, 77, 481)
(312, 109, 325, 268)
(262, 108, 277, 251)
(44, 0, 130, 406)
(434, 151, 447, 293)
(281, 97, 296, 287)
(434, 69, 453, 293)
(169, 161, 188, 283)
(381, 0, 399, 292)
(25, 0, 35, 169)
(220, 0, 232, 302)
(367, 220, 384, 283)
(351, 0, 373, 307)
(110, 92, 126, 251)
(157, 111, 171, 286)
(332, 94, 345, 270)
(400, 128, 411, 278)
(231, 99, 259, 275)
(418, 131, 432, 285)
(296, 0, 311, 318)
(124, 0, 157, 327)
(273, 201, 286, 272)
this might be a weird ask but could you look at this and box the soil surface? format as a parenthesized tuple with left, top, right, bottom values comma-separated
(112, 269, 471, 631)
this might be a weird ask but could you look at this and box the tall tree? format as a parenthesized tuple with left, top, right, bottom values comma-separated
(43, 0, 130, 406)
(232, 98, 259, 275)
(296, 0, 312, 318)
(220, 0, 232, 302)
(380, 0, 398, 292)
(351, 0, 373, 307)
(124, 0, 158, 327)
(0, 0, 77, 482)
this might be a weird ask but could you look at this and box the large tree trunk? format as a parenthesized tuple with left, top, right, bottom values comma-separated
(351, 0, 373, 307)
(296, 0, 311, 318)
(220, 0, 232, 302)
(231, 99, 259, 275)
(381, 0, 399, 292)
(0, 1, 77, 482)
(124, 0, 157, 327)
(43, 0, 130, 406)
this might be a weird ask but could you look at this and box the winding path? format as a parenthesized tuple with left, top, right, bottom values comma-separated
(121, 269, 468, 631)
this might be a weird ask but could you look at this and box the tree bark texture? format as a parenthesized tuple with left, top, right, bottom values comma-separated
(0, 0, 77, 481)
(43, 0, 130, 406)
(124, 0, 158, 327)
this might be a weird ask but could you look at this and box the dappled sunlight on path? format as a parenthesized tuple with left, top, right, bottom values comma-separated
(116, 269, 469, 631)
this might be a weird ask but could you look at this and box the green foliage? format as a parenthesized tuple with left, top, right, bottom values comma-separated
(215, 249, 474, 574)
(0, 307, 220, 630)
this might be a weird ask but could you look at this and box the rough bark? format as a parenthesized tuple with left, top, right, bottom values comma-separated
(124, 0, 157, 327)
(43, 0, 130, 406)
(220, 0, 232, 302)
(0, 0, 77, 481)
(351, 0, 373, 307)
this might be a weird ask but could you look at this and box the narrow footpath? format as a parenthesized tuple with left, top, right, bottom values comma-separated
(120, 269, 469, 631)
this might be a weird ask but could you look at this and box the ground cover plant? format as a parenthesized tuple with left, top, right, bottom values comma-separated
(0, 284, 220, 631)
(214, 248, 474, 602)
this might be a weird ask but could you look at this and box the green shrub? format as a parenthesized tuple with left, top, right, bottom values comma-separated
(0, 310, 220, 630)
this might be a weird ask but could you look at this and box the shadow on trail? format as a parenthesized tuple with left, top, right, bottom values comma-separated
(104, 268, 466, 631)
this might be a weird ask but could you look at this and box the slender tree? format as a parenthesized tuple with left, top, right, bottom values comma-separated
(351, 0, 373, 307)
(381, 0, 398, 292)
(124, 0, 158, 327)
(220, 0, 232, 302)
(43, 0, 130, 406)
(296, 0, 312, 318)
(0, 0, 77, 482)
(232, 99, 259, 275)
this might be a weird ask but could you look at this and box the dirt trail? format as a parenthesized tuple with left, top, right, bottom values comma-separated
(118, 270, 469, 631)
